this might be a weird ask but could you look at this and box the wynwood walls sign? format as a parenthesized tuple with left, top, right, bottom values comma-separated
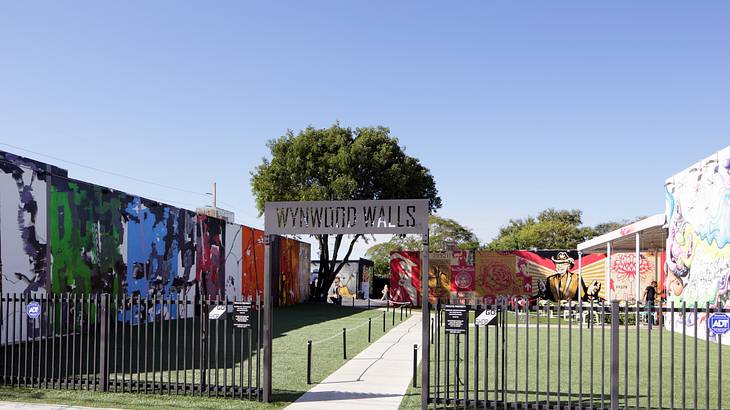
(264, 199, 429, 235)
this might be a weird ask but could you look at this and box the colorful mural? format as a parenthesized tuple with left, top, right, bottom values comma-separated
(0, 149, 312, 338)
(665, 145, 730, 342)
(391, 249, 663, 305)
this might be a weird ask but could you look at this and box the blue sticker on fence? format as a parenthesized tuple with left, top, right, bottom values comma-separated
(26, 301, 41, 319)
(708, 312, 729, 335)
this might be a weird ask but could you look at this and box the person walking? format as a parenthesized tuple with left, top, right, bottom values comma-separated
(380, 284, 389, 301)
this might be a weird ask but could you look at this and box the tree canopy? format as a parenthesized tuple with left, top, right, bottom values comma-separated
(250, 123, 441, 300)
(484, 209, 646, 250)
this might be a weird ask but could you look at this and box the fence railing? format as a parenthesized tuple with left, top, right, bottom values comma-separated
(428, 301, 726, 410)
(1, 292, 262, 401)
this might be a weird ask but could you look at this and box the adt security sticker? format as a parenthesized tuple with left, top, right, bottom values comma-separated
(26, 301, 41, 319)
(708, 312, 729, 335)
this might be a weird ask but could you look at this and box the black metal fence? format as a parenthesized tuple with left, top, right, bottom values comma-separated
(1, 292, 262, 401)
(428, 301, 726, 410)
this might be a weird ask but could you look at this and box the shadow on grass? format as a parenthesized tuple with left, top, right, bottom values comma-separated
(272, 302, 373, 339)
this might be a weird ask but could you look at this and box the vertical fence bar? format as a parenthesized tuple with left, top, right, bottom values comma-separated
(224, 297, 230, 398)
(671, 302, 675, 410)
(167, 296, 173, 395)
(523, 303, 528, 407)
(306, 340, 312, 385)
(705, 302, 709, 410)
(257, 296, 262, 401)
(175, 294, 180, 395)
(248, 320, 253, 400)
(569, 302, 573, 410)
(135, 296, 140, 393)
(647, 302, 652, 410)
(474, 304, 479, 407)
(557, 302, 562, 408)
(589, 302, 594, 410)
(624, 303, 628, 409)
(86, 294, 92, 390)
(98, 294, 109, 392)
(682, 302, 686, 410)
(160, 294, 166, 395)
(717, 306, 722, 410)
(183, 292, 188, 396)
(445, 328, 450, 405)
(634, 302, 641, 410)
(659, 302, 663, 410)
(693, 303, 698, 410)
(601, 301, 606, 410)
(120, 294, 125, 393)
(535, 305, 540, 404)
(611, 301, 619, 410)
(128, 296, 134, 393)
(547, 303, 551, 408)
(343, 328, 347, 360)
(484, 306, 489, 410)
(413, 344, 418, 388)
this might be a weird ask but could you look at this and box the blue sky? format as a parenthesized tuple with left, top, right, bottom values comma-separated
(1, 1, 728, 257)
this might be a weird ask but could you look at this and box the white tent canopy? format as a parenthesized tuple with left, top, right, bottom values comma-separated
(576, 213, 666, 301)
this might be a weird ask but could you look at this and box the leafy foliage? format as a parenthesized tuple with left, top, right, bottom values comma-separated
(250, 123, 441, 299)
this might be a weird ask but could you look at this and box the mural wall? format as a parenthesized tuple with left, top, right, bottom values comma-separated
(665, 145, 730, 343)
(392, 249, 663, 305)
(0, 150, 311, 339)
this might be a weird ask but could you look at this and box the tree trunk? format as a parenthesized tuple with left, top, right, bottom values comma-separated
(313, 234, 362, 302)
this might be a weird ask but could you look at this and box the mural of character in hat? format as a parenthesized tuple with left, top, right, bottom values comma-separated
(541, 252, 601, 301)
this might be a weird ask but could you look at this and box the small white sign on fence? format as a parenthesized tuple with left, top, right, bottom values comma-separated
(475, 309, 497, 326)
(208, 305, 227, 320)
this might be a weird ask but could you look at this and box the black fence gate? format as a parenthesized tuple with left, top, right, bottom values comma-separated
(428, 301, 726, 410)
(0, 292, 262, 401)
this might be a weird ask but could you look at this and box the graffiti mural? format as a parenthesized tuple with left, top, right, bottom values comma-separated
(0, 153, 49, 296)
(0, 149, 312, 338)
(49, 177, 128, 295)
(665, 145, 730, 342)
(196, 214, 225, 297)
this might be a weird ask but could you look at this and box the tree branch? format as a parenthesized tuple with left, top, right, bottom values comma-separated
(329, 234, 343, 273)
(334, 234, 363, 275)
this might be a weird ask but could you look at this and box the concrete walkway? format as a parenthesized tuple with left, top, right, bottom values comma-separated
(286, 313, 423, 410)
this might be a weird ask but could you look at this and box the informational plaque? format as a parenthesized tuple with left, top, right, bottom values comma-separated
(264, 199, 429, 235)
(233, 301, 253, 329)
(444, 304, 468, 334)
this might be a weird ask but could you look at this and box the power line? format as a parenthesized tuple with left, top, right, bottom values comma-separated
(0, 141, 263, 222)
(0, 141, 210, 197)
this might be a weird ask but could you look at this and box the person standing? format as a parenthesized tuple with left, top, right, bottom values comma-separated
(643, 280, 658, 325)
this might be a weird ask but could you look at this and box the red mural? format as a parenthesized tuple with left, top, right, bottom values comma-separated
(390, 251, 420, 305)
(278, 237, 301, 306)
(241, 227, 265, 302)
(196, 215, 225, 297)
(450, 250, 475, 292)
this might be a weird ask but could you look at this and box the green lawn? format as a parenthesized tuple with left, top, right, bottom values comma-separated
(401, 314, 726, 410)
(0, 303, 406, 409)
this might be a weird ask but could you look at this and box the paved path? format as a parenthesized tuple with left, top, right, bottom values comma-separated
(286, 313, 423, 410)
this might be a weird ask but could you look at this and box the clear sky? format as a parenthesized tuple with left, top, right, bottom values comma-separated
(1, 1, 728, 258)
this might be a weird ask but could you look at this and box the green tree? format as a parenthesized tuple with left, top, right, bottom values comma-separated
(251, 124, 441, 300)
(485, 209, 649, 250)
(484, 208, 595, 250)
(365, 215, 479, 278)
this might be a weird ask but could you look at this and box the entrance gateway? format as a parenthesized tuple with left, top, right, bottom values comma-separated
(263, 199, 430, 404)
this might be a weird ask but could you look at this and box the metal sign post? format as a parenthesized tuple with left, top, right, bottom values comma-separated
(263, 234, 273, 402)
(262, 199, 430, 403)
(421, 230, 430, 410)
